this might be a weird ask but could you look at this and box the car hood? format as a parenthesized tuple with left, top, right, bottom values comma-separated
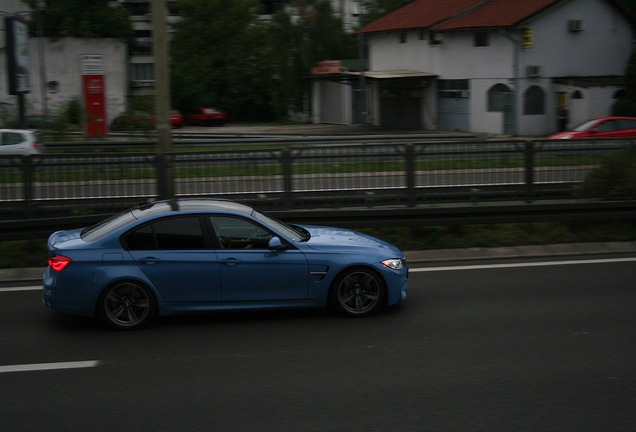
(548, 131, 579, 139)
(300, 225, 403, 257)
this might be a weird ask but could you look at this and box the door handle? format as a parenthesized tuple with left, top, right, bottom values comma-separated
(139, 257, 161, 264)
(220, 258, 241, 266)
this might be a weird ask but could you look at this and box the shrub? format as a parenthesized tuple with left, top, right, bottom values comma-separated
(579, 145, 636, 199)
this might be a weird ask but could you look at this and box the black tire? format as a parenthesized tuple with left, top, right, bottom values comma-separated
(98, 281, 157, 330)
(331, 267, 386, 317)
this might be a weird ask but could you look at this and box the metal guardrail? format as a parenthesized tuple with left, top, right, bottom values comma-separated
(0, 135, 633, 224)
(2, 200, 636, 241)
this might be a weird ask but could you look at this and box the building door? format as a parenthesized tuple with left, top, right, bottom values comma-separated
(320, 81, 345, 124)
(503, 92, 515, 135)
(380, 80, 422, 129)
(437, 80, 469, 132)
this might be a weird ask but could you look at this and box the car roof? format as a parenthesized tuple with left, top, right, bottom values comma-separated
(592, 117, 636, 120)
(131, 198, 254, 219)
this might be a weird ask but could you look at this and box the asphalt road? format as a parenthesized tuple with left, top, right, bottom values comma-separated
(1, 256, 635, 431)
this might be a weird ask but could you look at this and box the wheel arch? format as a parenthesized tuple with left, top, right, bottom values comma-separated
(94, 277, 160, 319)
(327, 264, 389, 310)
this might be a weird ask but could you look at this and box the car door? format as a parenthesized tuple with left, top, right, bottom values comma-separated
(0, 131, 26, 155)
(209, 215, 309, 302)
(615, 119, 636, 137)
(591, 119, 619, 138)
(126, 215, 222, 303)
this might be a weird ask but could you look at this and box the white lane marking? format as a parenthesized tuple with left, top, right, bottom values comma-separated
(410, 256, 636, 272)
(0, 360, 100, 374)
(2, 257, 635, 290)
(0, 286, 41, 292)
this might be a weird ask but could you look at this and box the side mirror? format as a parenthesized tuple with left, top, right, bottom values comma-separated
(589, 128, 599, 134)
(268, 237, 286, 250)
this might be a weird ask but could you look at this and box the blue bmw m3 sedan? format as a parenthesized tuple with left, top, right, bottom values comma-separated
(43, 199, 408, 329)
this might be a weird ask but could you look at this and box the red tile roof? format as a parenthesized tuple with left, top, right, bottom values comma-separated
(363, 0, 564, 34)
(436, 0, 562, 30)
(362, 0, 484, 33)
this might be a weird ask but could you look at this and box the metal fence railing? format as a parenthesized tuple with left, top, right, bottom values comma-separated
(0, 137, 632, 218)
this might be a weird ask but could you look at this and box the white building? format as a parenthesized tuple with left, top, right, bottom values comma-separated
(313, 0, 635, 136)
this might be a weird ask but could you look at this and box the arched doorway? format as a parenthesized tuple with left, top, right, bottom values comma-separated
(487, 83, 514, 135)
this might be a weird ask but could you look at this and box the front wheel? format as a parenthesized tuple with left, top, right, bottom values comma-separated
(331, 267, 385, 317)
(98, 281, 157, 330)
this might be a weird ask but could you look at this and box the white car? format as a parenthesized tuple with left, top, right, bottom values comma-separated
(0, 129, 44, 155)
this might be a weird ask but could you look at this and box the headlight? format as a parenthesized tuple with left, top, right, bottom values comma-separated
(381, 258, 404, 270)
(559, 135, 573, 139)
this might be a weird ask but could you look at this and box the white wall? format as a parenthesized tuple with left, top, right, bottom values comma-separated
(366, 0, 633, 135)
(1, 38, 128, 125)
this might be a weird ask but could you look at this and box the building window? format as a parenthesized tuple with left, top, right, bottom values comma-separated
(474, 31, 489, 47)
(261, 0, 285, 15)
(122, 2, 150, 16)
(487, 83, 512, 112)
(524, 85, 545, 115)
(47, 81, 59, 93)
(399, 32, 407, 43)
(571, 90, 584, 99)
(438, 79, 469, 98)
(131, 63, 154, 81)
(130, 30, 152, 55)
(418, 29, 426, 40)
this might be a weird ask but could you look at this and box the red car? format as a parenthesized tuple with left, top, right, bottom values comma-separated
(186, 107, 227, 126)
(151, 110, 184, 128)
(549, 116, 636, 139)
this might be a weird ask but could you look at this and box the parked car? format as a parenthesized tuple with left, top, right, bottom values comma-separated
(151, 109, 184, 128)
(186, 107, 227, 126)
(549, 117, 636, 139)
(26, 115, 54, 130)
(0, 129, 44, 155)
(43, 199, 408, 330)
(169, 109, 184, 128)
(110, 111, 153, 131)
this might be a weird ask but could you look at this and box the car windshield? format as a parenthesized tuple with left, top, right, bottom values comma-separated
(571, 119, 599, 132)
(203, 108, 220, 114)
(252, 210, 308, 242)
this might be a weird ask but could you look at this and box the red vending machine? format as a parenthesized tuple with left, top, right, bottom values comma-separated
(80, 55, 107, 137)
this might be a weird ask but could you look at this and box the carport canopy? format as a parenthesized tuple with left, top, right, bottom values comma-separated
(310, 69, 437, 84)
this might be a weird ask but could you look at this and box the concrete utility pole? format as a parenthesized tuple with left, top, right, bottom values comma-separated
(152, 0, 174, 199)
(37, 0, 47, 126)
(355, 0, 367, 125)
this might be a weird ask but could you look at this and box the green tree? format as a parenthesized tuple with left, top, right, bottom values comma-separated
(612, 51, 636, 116)
(362, 0, 414, 25)
(171, 0, 355, 121)
(267, 0, 356, 117)
(21, 0, 133, 38)
(170, 0, 273, 120)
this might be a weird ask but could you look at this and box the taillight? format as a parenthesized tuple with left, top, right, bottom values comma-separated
(31, 141, 40, 151)
(49, 255, 72, 272)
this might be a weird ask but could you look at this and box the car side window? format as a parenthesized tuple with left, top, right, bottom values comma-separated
(1, 132, 23, 146)
(126, 224, 155, 250)
(596, 120, 616, 132)
(210, 216, 273, 250)
(126, 216, 205, 250)
(617, 119, 636, 130)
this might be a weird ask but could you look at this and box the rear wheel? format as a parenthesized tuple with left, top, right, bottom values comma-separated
(98, 281, 156, 330)
(331, 267, 385, 317)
